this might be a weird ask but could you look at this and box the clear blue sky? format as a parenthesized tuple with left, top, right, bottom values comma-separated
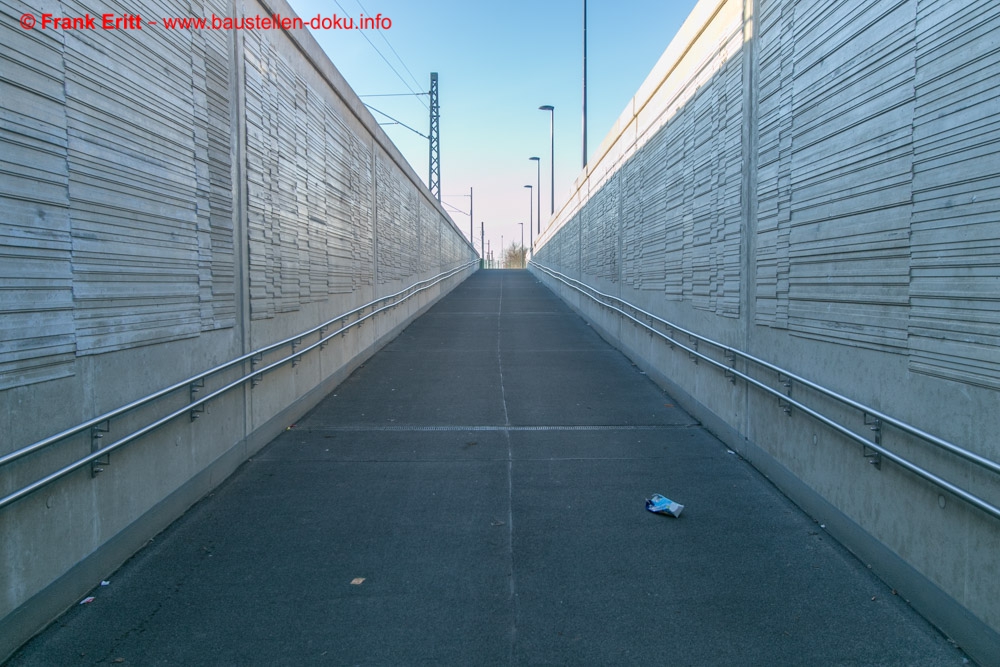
(288, 0, 700, 259)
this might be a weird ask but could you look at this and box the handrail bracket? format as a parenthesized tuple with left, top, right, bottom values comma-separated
(778, 373, 793, 416)
(250, 353, 264, 387)
(189, 379, 206, 421)
(864, 413, 883, 469)
(91, 420, 110, 477)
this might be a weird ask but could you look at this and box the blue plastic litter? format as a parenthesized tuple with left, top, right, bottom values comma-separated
(645, 494, 684, 517)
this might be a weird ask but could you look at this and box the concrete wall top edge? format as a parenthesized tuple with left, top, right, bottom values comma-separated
(535, 0, 732, 249)
(249, 0, 474, 252)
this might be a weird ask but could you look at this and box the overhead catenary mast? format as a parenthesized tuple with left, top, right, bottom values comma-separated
(428, 72, 440, 201)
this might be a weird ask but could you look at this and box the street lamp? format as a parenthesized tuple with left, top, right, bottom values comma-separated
(523, 184, 533, 257)
(582, 0, 588, 169)
(518, 222, 524, 268)
(529, 157, 540, 246)
(538, 105, 555, 218)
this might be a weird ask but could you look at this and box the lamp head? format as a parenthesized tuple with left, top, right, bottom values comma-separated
(529, 156, 540, 161)
(539, 105, 554, 111)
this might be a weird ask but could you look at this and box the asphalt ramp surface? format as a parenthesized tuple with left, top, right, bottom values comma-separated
(7, 270, 972, 665)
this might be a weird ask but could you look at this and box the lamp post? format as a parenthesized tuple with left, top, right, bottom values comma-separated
(582, 0, 588, 169)
(523, 184, 533, 257)
(538, 105, 554, 218)
(518, 222, 524, 268)
(529, 157, 540, 244)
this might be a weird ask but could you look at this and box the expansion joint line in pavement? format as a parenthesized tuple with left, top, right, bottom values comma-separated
(301, 424, 695, 432)
(496, 273, 518, 663)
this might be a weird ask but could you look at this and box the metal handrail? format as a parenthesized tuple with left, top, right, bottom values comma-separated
(531, 261, 1000, 521)
(0, 261, 477, 510)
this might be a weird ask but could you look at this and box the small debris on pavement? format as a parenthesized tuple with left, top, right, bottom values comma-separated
(80, 596, 95, 605)
(100, 580, 110, 586)
(646, 494, 684, 517)
(350, 577, 365, 585)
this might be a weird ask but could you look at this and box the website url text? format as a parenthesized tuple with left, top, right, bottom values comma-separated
(18, 12, 392, 31)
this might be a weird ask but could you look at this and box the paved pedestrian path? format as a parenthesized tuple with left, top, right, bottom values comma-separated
(8, 270, 970, 665)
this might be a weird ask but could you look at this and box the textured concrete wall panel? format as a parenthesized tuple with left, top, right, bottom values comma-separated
(1, 6, 75, 390)
(533, 0, 1000, 660)
(909, 0, 1000, 390)
(0, 0, 475, 656)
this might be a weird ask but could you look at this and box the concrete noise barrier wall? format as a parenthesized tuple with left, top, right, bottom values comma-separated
(532, 0, 1000, 664)
(0, 0, 476, 657)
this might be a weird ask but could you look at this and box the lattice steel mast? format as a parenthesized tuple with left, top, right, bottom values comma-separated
(428, 72, 440, 201)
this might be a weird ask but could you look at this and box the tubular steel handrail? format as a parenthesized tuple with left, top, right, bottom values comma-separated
(531, 261, 1000, 521)
(0, 261, 477, 510)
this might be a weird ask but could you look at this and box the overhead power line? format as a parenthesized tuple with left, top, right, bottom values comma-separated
(364, 104, 428, 139)
(355, 0, 428, 109)
(359, 92, 429, 98)
(335, 0, 428, 110)
(441, 201, 467, 216)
